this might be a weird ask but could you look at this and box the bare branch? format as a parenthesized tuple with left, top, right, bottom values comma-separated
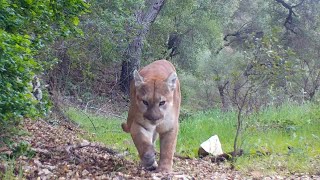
(275, 0, 305, 34)
(216, 22, 263, 54)
(292, 0, 306, 8)
(223, 22, 251, 41)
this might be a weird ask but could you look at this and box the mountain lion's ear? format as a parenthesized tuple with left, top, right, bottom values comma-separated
(133, 70, 144, 87)
(166, 72, 177, 91)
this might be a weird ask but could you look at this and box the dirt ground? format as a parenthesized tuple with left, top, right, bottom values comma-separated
(6, 119, 319, 179)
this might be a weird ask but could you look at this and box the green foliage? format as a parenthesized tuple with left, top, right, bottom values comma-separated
(85, 0, 144, 62)
(178, 71, 203, 109)
(0, 0, 89, 40)
(14, 141, 35, 158)
(0, 0, 89, 141)
(0, 160, 23, 180)
(8, 141, 35, 159)
(45, 0, 147, 97)
(0, 30, 39, 122)
(46, 0, 320, 109)
(145, 0, 227, 70)
(1, 137, 34, 178)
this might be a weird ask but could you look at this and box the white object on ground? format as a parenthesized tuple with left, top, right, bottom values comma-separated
(200, 135, 223, 156)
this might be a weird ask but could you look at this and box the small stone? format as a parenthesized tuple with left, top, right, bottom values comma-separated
(140, 170, 146, 175)
(39, 168, 51, 175)
(263, 177, 272, 180)
(81, 140, 90, 146)
(33, 159, 42, 167)
(82, 169, 89, 177)
(251, 171, 263, 179)
(44, 165, 56, 171)
(173, 174, 192, 180)
(152, 175, 162, 180)
(96, 175, 108, 180)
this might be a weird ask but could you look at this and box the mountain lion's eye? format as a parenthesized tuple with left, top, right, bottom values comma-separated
(142, 100, 149, 106)
(159, 101, 166, 106)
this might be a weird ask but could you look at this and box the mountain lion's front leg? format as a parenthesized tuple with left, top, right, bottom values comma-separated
(130, 122, 158, 170)
(157, 128, 178, 172)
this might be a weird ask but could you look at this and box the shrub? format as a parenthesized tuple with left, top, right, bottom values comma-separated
(0, 0, 89, 140)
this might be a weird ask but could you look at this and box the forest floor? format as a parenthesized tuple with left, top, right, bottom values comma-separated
(8, 119, 320, 179)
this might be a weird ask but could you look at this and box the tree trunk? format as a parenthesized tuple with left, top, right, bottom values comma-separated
(120, 0, 166, 94)
(120, 36, 143, 95)
(218, 81, 229, 111)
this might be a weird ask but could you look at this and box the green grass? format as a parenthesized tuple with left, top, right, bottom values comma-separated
(237, 103, 320, 174)
(67, 102, 320, 174)
(177, 109, 237, 156)
(66, 108, 137, 159)
(0, 160, 24, 179)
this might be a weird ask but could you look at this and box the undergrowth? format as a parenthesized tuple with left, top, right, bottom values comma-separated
(67, 102, 320, 174)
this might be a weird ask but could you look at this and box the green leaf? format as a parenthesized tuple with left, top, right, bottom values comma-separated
(25, 0, 33, 5)
(18, 66, 25, 72)
(72, 17, 80, 26)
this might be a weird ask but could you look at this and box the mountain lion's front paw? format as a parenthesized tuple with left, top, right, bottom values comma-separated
(155, 165, 172, 173)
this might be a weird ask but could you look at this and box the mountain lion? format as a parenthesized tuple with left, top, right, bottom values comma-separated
(121, 60, 181, 172)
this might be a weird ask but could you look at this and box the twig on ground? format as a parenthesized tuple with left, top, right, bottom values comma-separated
(75, 107, 97, 131)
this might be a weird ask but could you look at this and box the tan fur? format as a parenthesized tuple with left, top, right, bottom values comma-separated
(121, 60, 181, 172)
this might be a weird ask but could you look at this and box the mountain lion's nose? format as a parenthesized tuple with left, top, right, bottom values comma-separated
(144, 113, 163, 121)
(144, 109, 163, 121)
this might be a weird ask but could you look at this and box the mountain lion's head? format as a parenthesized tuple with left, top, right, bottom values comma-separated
(133, 69, 178, 124)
